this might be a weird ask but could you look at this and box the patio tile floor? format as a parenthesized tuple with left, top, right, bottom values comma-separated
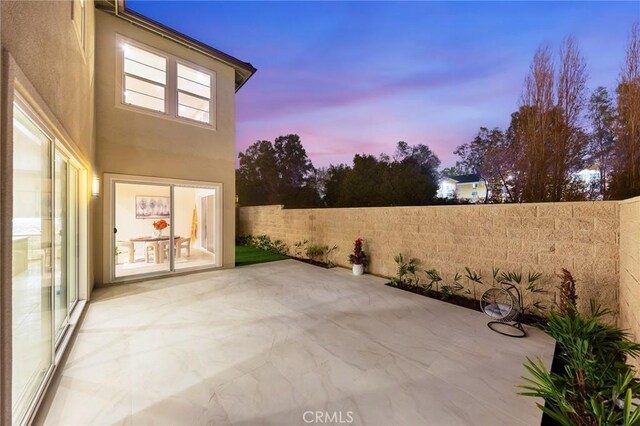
(40, 260, 554, 425)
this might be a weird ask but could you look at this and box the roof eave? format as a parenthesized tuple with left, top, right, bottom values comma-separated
(98, 0, 256, 92)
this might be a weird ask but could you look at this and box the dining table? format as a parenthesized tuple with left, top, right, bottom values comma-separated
(129, 235, 181, 264)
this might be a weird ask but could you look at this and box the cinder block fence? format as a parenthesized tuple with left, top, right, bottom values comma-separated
(239, 197, 640, 366)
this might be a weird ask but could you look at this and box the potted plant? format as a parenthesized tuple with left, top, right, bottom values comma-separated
(348, 238, 367, 275)
(152, 219, 169, 237)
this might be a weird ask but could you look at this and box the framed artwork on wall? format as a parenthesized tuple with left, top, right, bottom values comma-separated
(135, 196, 170, 219)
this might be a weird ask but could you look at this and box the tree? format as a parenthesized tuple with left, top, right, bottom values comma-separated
(454, 127, 515, 203)
(611, 22, 640, 199)
(324, 142, 440, 207)
(236, 134, 320, 208)
(323, 164, 351, 207)
(236, 140, 280, 206)
(393, 141, 441, 173)
(511, 38, 589, 202)
(440, 166, 463, 178)
(273, 134, 320, 207)
(586, 86, 617, 198)
(517, 44, 556, 202)
(551, 37, 588, 201)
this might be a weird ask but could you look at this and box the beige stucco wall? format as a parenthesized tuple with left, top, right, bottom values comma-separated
(619, 196, 640, 372)
(1, 1, 96, 423)
(1, 0, 95, 161)
(93, 10, 237, 283)
(456, 181, 487, 202)
(239, 202, 620, 316)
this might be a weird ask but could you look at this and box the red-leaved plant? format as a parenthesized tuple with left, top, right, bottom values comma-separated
(348, 238, 368, 266)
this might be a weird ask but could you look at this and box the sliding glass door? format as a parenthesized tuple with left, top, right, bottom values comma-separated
(174, 185, 217, 271)
(54, 154, 79, 341)
(12, 104, 54, 425)
(12, 100, 82, 425)
(111, 178, 221, 281)
(114, 182, 171, 279)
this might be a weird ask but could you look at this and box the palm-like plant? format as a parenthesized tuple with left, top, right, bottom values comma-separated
(520, 301, 640, 426)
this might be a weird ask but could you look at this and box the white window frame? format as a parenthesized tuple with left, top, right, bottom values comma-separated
(119, 37, 169, 115)
(175, 59, 216, 125)
(12, 91, 90, 426)
(103, 173, 223, 284)
(115, 34, 217, 129)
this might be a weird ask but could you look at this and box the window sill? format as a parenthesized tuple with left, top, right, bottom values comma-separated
(115, 102, 217, 131)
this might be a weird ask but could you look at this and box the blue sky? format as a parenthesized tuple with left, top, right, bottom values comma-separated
(128, 1, 639, 168)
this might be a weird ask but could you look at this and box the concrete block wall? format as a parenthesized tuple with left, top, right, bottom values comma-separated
(239, 201, 621, 316)
(619, 196, 640, 372)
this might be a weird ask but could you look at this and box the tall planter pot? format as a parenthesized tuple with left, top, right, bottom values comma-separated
(352, 264, 364, 276)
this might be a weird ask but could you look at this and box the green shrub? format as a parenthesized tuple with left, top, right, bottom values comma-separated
(293, 239, 309, 258)
(520, 301, 640, 426)
(306, 244, 328, 262)
(237, 234, 288, 255)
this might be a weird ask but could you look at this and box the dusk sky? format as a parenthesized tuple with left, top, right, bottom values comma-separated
(129, 1, 639, 168)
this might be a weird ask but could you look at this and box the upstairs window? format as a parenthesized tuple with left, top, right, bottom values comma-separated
(177, 63, 212, 124)
(117, 36, 217, 127)
(123, 44, 167, 112)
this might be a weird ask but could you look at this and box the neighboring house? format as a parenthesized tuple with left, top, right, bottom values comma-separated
(0, 1, 255, 424)
(437, 174, 487, 203)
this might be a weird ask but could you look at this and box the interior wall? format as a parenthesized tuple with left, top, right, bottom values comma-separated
(114, 183, 208, 247)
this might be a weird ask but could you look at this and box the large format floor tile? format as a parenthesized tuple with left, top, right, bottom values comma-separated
(40, 260, 554, 425)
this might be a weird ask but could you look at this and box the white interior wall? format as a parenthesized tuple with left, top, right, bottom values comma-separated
(114, 183, 195, 244)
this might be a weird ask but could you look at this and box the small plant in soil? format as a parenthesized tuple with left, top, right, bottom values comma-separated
(305, 244, 328, 262)
(293, 239, 309, 258)
(557, 268, 577, 315)
(499, 270, 548, 316)
(390, 253, 419, 286)
(324, 244, 338, 267)
(440, 271, 469, 300)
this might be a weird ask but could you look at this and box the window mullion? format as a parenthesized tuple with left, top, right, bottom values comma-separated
(168, 58, 177, 117)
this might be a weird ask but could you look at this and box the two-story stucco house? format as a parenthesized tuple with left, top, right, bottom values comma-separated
(0, 1, 255, 424)
(437, 174, 487, 203)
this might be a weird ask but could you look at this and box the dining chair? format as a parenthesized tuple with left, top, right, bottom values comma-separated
(175, 237, 191, 258)
(116, 240, 135, 263)
(145, 242, 160, 264)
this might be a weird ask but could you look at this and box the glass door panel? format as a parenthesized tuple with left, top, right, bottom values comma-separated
(12, 104, 54, 424)
(174, 186, 217, 270)
(54, 153, 68, 340)
(114, 182, 171, 278)
(68, 165, 79, 308)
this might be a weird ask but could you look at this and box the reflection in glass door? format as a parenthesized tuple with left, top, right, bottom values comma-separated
(174, 186, 217, 271)
(54, 153, 68, 339)
(68, 165, 79, 309)
(12, 100, 83, 425)
(114, 182, 171, 278)
(12, 104, 54, 425)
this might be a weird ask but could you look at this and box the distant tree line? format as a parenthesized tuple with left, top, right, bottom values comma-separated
(236, 138, 442, 208)
(452, 23, 640, 202)
(237, 23, 639, 207)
